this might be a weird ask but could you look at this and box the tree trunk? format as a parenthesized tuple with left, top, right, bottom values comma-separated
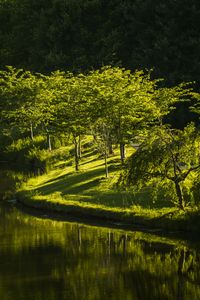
(30, 122, 34, 140)
(174, 181, 184, 210)
(74, 137, 79, 172)
(120, 142, 126, 165)
(108, 140, 114, 155)
(47, 131, 52, 151)
(45, 127, 52, 151)
(78, 135, 81, 159)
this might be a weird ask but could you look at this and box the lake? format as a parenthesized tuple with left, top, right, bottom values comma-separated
(0, 200, 200, 300)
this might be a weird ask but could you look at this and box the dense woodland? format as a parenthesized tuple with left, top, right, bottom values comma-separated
(1, 0, 200, 83)
(1, 0, 200, 127)
(1, 0, 200, 209)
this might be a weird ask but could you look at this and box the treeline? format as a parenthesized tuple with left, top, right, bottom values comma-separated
(0, 66, 193, 153)
(1, 0, 200, 85)
(2, 0, 200, 128)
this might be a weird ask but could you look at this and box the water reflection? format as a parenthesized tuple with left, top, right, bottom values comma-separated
(0, 202, 200, 300)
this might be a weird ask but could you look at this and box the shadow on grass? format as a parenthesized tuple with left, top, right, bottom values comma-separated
(83, 189, 174, 209)
(54, 161, 72, 169)
(31, 161, 174, 210)
(34, 167, 106, 196)
(80, 157, 99, 166)
(81, 148, 98, 158)
(87, 161, 121, 171)
(33, 170, 174, 209)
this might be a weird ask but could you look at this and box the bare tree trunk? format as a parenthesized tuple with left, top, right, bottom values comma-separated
(120, 142, 126, 165)
(30, 122, 34, 140)
(174, 181, 184, 210)
(45, 127, 52, 151)
(74, 136, 79, 172)
(47, 132, 52, 151)
(78, 135, 81, 159)
(108, 140, 114, 155)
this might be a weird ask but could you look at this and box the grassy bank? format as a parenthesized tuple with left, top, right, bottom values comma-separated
(16, 139, 200, 233)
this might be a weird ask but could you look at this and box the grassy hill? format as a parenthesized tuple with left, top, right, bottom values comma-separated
(16, 137, 200, 233)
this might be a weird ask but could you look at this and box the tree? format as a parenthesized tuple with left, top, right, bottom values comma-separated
(52, 71, 91, 171)
(121, 124, 200, 209)
(0, 66, 46, 140)
(35, 71, 69, 151)
(87, 66, 158, 164)
(92, 119, 111, 178)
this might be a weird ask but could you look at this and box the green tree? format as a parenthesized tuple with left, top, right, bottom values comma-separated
(92, 119, 111, 178)
(122, 124, 200, 209)
(0, 66, 46, 139)
(87, 66, 158, 164)
(52, 71, 91, 171)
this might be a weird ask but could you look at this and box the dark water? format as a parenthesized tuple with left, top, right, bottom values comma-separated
(0, 201, 200, 300)
(1, 168, 200, 300)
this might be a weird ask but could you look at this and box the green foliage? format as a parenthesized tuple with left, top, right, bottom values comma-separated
(121, 123, 200, 209)
(191, 174, 200, 206)
(1, 0, 200, 90)
(1, 64, 200, 210)
(7, 135, 46, 152)
(4, 136, 53, 172)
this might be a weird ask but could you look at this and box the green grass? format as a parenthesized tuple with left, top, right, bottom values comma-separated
(17, 138, 200, 232)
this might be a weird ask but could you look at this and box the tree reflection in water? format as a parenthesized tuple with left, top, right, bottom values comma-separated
(0, 202, 200, 300)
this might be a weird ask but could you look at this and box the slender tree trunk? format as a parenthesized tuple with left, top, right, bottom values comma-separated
(30, 122, 34, 140)
(108, 139, 114, 155)
(174, 181, 184, 210)
(120, 142, 126, 165)
(45, 127, 52, 151)
(78, 135, 81, 159)
(47, 132, 52, 151)
(74, 137, 79, 171)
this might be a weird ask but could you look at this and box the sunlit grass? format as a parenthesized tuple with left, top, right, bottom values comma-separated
(18, 140, 172, 211)
(17, 138, 200, 231)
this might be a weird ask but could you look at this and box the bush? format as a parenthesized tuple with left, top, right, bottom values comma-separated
(3, 136, 59, 173)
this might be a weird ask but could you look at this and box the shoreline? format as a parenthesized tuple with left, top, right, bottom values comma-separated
(16, 191, 200, 237)
(12, 140, 200, 239)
